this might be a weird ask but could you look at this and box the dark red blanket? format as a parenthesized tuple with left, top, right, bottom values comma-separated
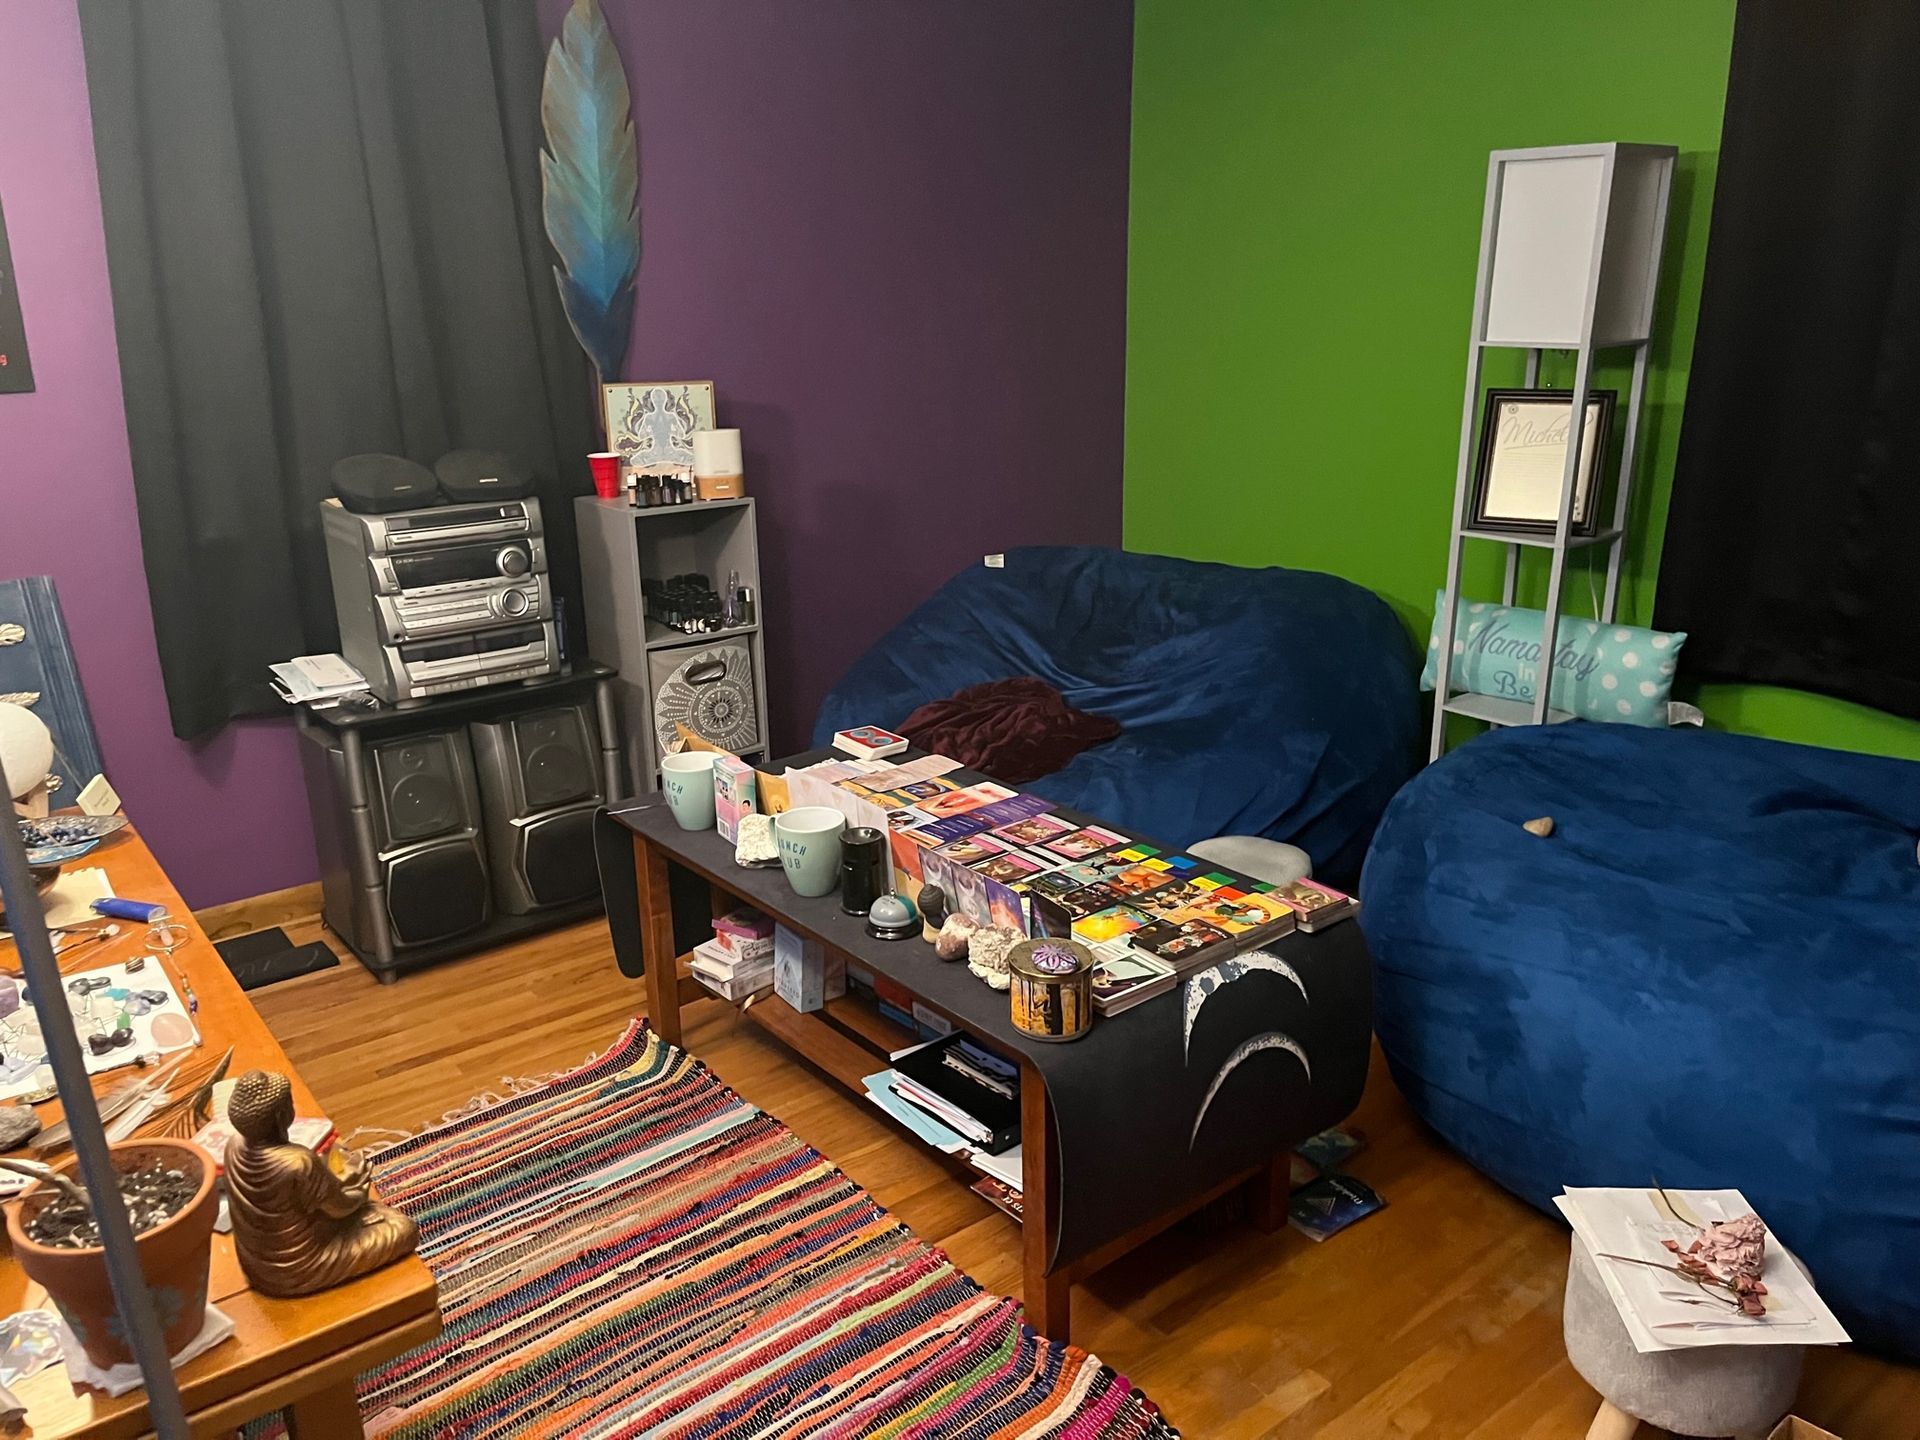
(898, 677, 1120, 785)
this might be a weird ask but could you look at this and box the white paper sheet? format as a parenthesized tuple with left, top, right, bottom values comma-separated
(1557, 1187, 1850, 1352)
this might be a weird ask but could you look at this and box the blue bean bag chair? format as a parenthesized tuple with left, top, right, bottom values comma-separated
(813, 546, 1419, 886)
(1361, 723, 1920, 1358)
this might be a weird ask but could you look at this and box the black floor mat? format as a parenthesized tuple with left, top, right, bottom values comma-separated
(214, 926, 340, 991)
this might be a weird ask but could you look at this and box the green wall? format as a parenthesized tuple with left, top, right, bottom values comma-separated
(1124, 0, 1920, 760)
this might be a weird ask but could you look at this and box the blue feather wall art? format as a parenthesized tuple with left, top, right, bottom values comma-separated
(541, 0, 640, 393)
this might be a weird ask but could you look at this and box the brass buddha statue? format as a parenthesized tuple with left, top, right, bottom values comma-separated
(223, 1070, 418, 1298)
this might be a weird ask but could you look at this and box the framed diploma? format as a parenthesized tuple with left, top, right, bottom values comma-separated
(1469, 388, 1616, 536)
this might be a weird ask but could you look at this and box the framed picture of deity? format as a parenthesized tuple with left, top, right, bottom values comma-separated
(602, 380, 716, 478)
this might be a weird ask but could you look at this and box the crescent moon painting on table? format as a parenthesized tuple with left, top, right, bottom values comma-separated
(1182, 950, 1308, 1062)
(1189, 1031, 1312, 1151)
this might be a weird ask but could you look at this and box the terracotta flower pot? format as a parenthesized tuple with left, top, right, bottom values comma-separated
(5, 1139, 218, 1370)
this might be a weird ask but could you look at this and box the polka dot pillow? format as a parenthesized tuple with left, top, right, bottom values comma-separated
(1419, 592, 1687, 726)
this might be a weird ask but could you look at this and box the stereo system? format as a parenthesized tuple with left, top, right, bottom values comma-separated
(322, 496, 559, 703)
(297, 671, 622, 979)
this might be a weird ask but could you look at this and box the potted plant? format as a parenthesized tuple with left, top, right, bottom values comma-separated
(3, 1139, 219, 1369)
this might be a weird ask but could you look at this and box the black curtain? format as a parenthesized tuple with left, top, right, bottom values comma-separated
(1654, 0, 1920, 720)
(79, 0, 595, 739)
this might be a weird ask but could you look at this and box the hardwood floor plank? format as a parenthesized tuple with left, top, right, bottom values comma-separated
(231, 907, 1920, 1436)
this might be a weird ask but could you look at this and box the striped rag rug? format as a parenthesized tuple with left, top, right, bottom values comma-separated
(254, 1019, 1176, 1438)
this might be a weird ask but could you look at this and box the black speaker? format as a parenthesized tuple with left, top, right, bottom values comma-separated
(469, 704, 604, 914)
(332, 453, 442, 514)
(368, 732, 490, 945)
(434, 448, 532, 504)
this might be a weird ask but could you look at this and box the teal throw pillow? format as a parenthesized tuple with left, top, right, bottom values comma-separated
(1419, 592, 1686, 726)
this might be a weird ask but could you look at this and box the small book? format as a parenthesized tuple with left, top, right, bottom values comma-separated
(1271, 879, 1357, 933)
(832, 725, 909, 760)
(1090, 951, 1176, 1014)
(1287, 1173, 1385, 1242)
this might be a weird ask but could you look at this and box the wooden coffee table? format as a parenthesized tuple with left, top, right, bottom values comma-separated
(599, 764, 1372, 1344)
(0, 825, 440, 1438)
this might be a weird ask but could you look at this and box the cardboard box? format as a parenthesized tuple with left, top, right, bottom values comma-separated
(713, 756, 758, 843)
(773, 924, 845, 1013)
(1769, 1420, 1841, 1440)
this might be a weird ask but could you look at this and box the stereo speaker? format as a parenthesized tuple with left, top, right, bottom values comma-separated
(332, 453, 441, 515)
(469, 703, 604, 914)
(367, 731, 490, 945)
(434, 448, 532, 504)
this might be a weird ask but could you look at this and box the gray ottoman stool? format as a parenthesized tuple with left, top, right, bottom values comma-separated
(1187, 835, 1311, 885)
(1565, 1235, 1806, 1439)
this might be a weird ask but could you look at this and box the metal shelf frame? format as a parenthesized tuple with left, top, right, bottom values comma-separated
(1429, 143, 1677, 760)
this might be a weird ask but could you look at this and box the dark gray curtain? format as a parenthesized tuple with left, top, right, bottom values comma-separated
(80, 0, 595, 739)
(1654, 0, 1920, 719)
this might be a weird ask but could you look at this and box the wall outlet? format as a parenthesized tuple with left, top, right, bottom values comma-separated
(984, 553, 1005, 568)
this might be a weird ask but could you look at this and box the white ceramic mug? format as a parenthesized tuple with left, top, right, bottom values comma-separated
(773, 806, 847, 897)
(660, 751, 720, 830)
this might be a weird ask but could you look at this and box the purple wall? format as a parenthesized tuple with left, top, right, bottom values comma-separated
(0, 0, 1131, 909)
(0, 3, 317, 908)
(567, 0, 1133, 741)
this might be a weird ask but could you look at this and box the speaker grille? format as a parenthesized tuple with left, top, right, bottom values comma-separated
(515, 710, 594, 810)
(374, 737, 463, 842)
(385, 841, 489, 945)
(519, 808, 597, 907)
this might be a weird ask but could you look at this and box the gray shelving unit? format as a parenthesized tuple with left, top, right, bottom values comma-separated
(575, 495, 770, 793)
(1429, 142, 1676, 760)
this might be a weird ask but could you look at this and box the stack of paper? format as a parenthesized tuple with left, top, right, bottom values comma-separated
(1556, 1187, 1850, 1353)
(268, 654, 371, 709)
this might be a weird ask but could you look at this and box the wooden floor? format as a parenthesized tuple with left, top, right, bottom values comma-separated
(238, 908, 1917, 1438)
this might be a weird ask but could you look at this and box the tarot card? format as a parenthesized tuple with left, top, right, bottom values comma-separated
(1164, 890, 1296, 936)
(1040, 825, 1130, 861)
(935, 833, 1010, 867)
(1103, 863, 1181, 900)
(1072, 904, 1149, 944)
(1131, 917, 1232, 963)
(1056, 881, 1126, 919)
(917, 787, 997, 820)
(974, 850, 1044, 885)
(1028, 862, 1108, 899)
(992, 813, 1077, 847)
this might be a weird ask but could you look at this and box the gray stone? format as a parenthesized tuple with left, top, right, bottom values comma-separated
(0, 1104, 43, 1150)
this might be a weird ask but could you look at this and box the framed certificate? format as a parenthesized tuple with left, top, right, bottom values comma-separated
(1470, 388, 1616, 536)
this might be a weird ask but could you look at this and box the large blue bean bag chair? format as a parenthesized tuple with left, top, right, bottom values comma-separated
(1361, 723, 1920, 1358)
(814, 546, 1419, 886)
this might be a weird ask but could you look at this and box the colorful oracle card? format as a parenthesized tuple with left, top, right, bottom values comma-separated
(1055, 881, 1127, 919)
(1102, 863, 1181, 900)
(1026, 863, 1106, 901)
(1163, 890, 1296, 937)
(934, 833, 1010, 867)
(1040, 824, 1130, 861)
(991, 813, 1077, 847)
(973, 850, 1045, 885)
(1130, 916, 1233, 964)
(1072, 904, 1149, 944)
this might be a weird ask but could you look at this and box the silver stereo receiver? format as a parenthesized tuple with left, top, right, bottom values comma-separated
(322, 498, 560, 703)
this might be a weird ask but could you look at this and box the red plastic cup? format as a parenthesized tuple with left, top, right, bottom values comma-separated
(588, 452, 622, 499)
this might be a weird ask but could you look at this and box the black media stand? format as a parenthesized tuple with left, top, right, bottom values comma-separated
(296, 661, 623, 981)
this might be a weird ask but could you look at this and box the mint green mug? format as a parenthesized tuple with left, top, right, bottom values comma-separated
(660, 751, 719, 830)
(774, 806, 847, 898)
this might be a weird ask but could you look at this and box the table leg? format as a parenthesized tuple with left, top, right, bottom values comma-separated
(1248, 1150, 1292, 1233)
(1585, 1399, 1640, 1440)
(1020, 1059, 1071, 1342)
(287, 1378, 366, 1439)
(634, 834, 683, 1047)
